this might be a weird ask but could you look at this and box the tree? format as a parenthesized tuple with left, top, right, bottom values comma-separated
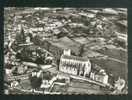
(32, 35, 42, 45)
(35, 56, 45, 65)
(29, 75, 42, 90)
(79, 44, 85, 57)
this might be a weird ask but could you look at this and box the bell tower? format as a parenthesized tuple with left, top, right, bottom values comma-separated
(63, 49, 71, 56)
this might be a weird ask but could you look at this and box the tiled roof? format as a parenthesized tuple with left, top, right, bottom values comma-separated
(61, 55, 88, 62)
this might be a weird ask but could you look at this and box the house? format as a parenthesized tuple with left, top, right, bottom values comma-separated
(40, 72, 56, 90)
(90, 69, 109, 84)
(59, 49, 91, 76)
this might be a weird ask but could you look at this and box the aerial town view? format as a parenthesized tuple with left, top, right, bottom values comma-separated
(4, 7, 127, 94)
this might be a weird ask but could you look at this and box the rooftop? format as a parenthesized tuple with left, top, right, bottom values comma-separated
(43, 72, 54, 80)
(61, 54, 88, 62)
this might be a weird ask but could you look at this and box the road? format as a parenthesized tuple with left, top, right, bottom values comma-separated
(69, 79, 111, 94)
(67, 86, 110, 94)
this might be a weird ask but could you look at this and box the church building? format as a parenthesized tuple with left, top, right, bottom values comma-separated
(59, 49, 91, 77)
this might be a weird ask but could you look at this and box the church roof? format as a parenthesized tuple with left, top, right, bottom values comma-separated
(61, 54, 88, 62)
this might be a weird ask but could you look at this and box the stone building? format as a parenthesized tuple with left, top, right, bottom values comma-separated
(90, 69, 109, 84)
(59, 49, 91, 76)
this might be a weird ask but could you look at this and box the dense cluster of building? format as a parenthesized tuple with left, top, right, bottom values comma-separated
(4, 8, 127, 94)
(58, 49, 109, 85)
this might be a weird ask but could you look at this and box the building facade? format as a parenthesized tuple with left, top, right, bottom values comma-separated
(59, 49, 91, 77)
(90, 70, 109, 84)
